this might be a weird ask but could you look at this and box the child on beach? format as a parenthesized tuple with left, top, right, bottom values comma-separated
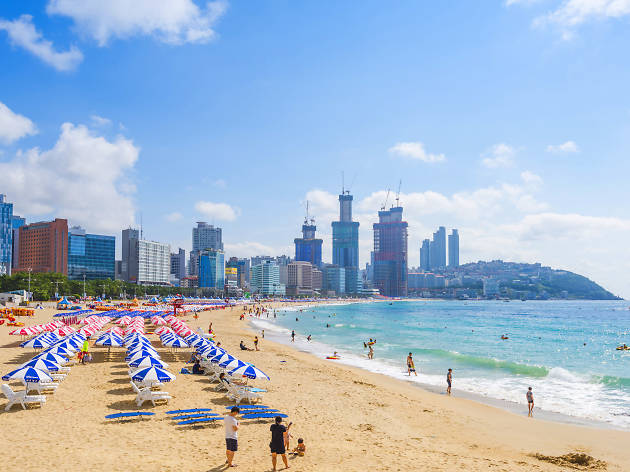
(447, 368, 452, 395)
(291, 438, 306, 456)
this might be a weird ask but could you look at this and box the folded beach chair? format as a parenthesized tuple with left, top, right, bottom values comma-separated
(171, 413, 220, 421)
(105, 412, 155, 420)
(225, 405, 270, 410)
(2, 384, 46, 411)
(49, 373, 67, 382)
(130, 381, 171, 407)
(25, 381, 58, 394)
(242, 412, 288, 420)
(177, 417, 224, 426)
(166, 408, 213, 414)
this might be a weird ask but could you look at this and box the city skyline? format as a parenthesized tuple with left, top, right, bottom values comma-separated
(1, 2, 629, 297)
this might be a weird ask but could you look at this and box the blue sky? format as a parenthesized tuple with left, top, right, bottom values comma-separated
(1, 1, 630, 296)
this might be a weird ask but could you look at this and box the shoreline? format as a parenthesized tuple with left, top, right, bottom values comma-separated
(249, 300, 627, 432)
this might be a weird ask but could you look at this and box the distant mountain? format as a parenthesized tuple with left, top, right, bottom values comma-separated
(455, 260, 621, 300)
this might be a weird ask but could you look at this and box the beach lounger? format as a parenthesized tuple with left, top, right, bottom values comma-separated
(130, 381, 171, 407)
(49, 373, 67, 382)
(105, 412, 155, 420)
(225, 381, 263, 404)
(225, 405, 270, 410)
(177, 417, 224, 425)
(25, 381, 58, 394)
(2, 384, 46, 411)
(171, 413, 220, 421)
(242, 412, 288, 420)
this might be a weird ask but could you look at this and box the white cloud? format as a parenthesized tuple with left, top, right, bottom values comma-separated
(164, 212, 183, 222)
(388, 141, 446, 163)
(0, 101, 37, 144)
(0, 15, 83, 71)
(533, 0, 630, 39)
(481, 143, 515, 168)
(90, 115, 112, 127)
(520, 170, 543, 187)
(195, 200, 239, 221)
(213, 179, 227, 188)
(47, 0, 228, 46)
(546, 140, 579, 153)
(0, 122, 138, 233)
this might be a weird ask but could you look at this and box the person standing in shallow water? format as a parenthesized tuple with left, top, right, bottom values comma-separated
(446, 369, 452, 395)
(527, 387, 534, 416)
(291, 330, 295, 342)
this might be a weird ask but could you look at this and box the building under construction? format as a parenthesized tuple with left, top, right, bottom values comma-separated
(373, 206, 408, 297)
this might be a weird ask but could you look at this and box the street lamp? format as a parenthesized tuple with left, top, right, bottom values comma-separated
(27, 268, 32, 302)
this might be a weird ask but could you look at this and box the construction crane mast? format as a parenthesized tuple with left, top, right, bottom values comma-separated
(395, 179, 402, 207)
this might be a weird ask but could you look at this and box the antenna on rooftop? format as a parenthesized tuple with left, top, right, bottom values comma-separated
(381, 189, 390, 210)
(342, 171, 344, 195)
(395, 179, 402, 207)
(140, 212, 143, 240)
(304, 200, 310, 224)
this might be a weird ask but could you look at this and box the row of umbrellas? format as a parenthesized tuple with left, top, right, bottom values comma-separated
(125, 333, 176, 385)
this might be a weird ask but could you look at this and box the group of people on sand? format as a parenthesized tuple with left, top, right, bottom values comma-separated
(224, 407, 306, 469)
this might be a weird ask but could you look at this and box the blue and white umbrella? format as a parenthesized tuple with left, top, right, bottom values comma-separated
(127, 338, 152, 348)
(126, 344, 158, 355)
(128, 356, 169, 369)
(33, 352, 69, 365)
(163, 338, 189, 348)
(2, 366, 53, 383)
(131, 366, 175, 384)
(228, 363, 270, 380)
(21, 358, 62, 373)
(95, 334, 123, 347)
(44, 345, 74, 357)
(126, 350, 161, 363)
(20, 337, 52, 349)
(54, 340, 81, 352)
(210, 352, 234, 364)
(219, 358, 245, 371)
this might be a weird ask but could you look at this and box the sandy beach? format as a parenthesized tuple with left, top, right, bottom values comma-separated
(1, 303, 629, 472)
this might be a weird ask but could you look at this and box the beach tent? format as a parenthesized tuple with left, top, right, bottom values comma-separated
(56, 297, 71, 310)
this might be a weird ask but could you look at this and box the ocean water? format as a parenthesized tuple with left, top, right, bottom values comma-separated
(252, 300, 630, 429)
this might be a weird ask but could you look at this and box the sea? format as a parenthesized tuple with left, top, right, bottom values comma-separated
(251, 300, 630, 430)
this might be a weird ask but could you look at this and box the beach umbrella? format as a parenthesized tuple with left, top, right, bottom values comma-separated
(126, 339, 153, 351)
(2, 366, 53, 383)
(21, 358, 62, 373)
(20, 337, 52, 350)
(128, 356, 169, 369)
(210, 352, 234, 365)
(219, 358, 245, 371)
(33, 352, 69, 365)
(228, 363, 270, 380)
(131, 366, 175, 384)
(9, 327, 39, 336)
(126, 345, 159, 357)
(126, 350, 161, 362)
(153, 326, 172, 335)
(44, 345, 74, 357)
(54, 340, 80, 352)
(95, 334, 123, 347)
(52, 326, 76, 337)
(163, 338, 189, 349)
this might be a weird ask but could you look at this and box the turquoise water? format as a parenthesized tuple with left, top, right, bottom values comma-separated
(253, 300, 630, 429)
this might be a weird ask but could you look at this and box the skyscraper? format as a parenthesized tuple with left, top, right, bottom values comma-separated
(448, 229, 460, 268)
(190, 222, 223, 276)
(250, 260, 285, 296)
(68, 226, 115, 280)
(0, 195, 13, 275)
(429, 226, 446, 270)
(17, 218, 69, 274)
(373, 206, 408, 297)
(420, 239, 430, 271)
(199, 249, 225, 289)
(121, 228, 170, 285)
(331, 191, 361, 293)
(170, 248, 186, 280)
(294, 215, 322, 267)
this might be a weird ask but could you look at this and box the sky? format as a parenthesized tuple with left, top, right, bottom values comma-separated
(1, 1, 630, 297)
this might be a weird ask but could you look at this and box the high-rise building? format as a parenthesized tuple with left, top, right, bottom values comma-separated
(190, 222, 223, 276)
(0, 195, 13, 275)
(121, 228, 170, 285)
(17, 218, 68, 274)
(430, 226, 446, 270)
(199, 249, 225, 289)
(420, 239, 430, 271)
(373, 206, 408, 297)
(332, 192, 360, 268)
(250, 260, 285, 296)
(323, 264, 346, 295)
(170, 248, 186, 280)
(286, 261, 313, 296)
(294, 216, 322, 267)
(68, 226, 115, 280)
(227, 257, 250, 288)
(11, 215, 25, 271)
(448, 229, 459, 268)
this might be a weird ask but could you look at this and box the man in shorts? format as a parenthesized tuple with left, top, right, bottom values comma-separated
(270, 416, 291, 470)
(527, 387, 534, 416)
(447, 368, 452, 395)
(225, 406, 239, 467)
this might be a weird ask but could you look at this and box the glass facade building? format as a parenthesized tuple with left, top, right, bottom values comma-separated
(448, 229, 460, 267)
(250, 261, 285, 296)
(373, 206, 408, 297)
(331, 192, 360, 293)
(294, 222, 322, 267)
(0, 195, 13, 275)
(68, 226, 115, 280)
(199, 249, 225, 289)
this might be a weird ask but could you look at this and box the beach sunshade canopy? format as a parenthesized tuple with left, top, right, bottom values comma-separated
(20, 337, 52, 349)
(33, 352, 69, 365)
(2, 366, 53, 383)
(163, 338, 189, 348)
(43, 345, 74, 357)
(131, 366, 175, 384)
(229, 363, 270, 380)
(21, 358, 62, 373)
(128, 356, 169, 369)
(210, 352, 234, 364)
(126, 350, 161, 363)
(219, 358, 245, 371)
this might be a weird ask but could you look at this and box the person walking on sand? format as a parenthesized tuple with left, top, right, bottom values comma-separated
(262, 329, 265, 339)
(270, 416, 291, 470)
(291, 330, 295, 342)
(446, 368, 452, 395)
(81, 339, 90, 365)
(527, 387, 534, 416)
(407, 352, 417, 376)
(254, 336, 259, 351)
(225, 406, 239, 467)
